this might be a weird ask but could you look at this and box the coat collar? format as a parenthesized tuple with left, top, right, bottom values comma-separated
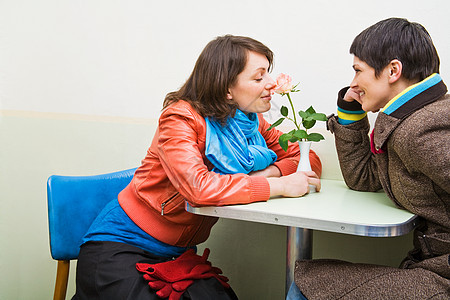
(373, 74, 447, 151)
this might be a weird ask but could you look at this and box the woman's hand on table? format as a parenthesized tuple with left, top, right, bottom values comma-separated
(267, 171, 321, 198)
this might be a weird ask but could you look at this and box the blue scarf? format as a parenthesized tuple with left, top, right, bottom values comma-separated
(205, 110, 277, 175)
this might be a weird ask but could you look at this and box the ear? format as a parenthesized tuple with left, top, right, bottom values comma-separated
(226, 90, 233, 100)
(388, 59, 403, 84)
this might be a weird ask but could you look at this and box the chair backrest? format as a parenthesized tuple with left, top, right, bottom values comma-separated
(47, 168, 137, 260)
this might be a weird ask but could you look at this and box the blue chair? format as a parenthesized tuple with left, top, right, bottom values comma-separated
(46, 167, 137, 300)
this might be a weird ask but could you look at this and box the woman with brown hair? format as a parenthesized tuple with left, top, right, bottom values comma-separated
(73, 35, 322, 299)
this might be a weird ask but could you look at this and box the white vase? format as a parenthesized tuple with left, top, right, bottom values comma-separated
(297, 141, 316, 193)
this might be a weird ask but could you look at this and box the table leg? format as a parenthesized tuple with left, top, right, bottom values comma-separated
(286, 227, 313, 296)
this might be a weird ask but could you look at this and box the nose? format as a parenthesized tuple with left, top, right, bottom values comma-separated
(265, 75, 276, 90)
(350, 77, 358, 89)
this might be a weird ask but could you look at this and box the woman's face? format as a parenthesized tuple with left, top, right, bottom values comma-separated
(227, 51, 276, 114)
(350, 56, 393, 112)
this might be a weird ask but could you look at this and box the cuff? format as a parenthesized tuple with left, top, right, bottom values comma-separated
(336, 87, 366, 125)
(273, 158, 298, 176)
(249, 176, 271, 202)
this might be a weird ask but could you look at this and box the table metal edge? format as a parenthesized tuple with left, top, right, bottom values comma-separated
(185, 202, 420, 237)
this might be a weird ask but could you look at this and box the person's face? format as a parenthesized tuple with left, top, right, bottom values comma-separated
(350, 56, 394, 112)
(227, 51, 276, 114)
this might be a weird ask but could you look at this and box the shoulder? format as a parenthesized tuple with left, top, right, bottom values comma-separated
(159, 100, 206, 133)
(394, 94, 449, 148)
(414, 94, 449, 118)
(257, 113, 269, 129)
(257, 113, 281, 138)
(423, 94, 450, 115)
(161, 100, 201, 118)
(161, 100, 205, 123)
(400, 94, 449, 132)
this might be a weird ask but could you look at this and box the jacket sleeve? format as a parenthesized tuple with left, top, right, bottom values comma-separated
(156, 105, 270, 207)
(259, 114, 322, 177)
(327, 88, 382, 191)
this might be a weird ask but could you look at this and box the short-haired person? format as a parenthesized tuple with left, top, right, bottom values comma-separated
(73, 35, 322, 299)
(287, 17, 449, 300)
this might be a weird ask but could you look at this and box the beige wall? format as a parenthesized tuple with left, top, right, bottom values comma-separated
(1, 1, 449, 120)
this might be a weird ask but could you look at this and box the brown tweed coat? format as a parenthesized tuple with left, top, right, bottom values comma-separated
(295, 92, 450, 299)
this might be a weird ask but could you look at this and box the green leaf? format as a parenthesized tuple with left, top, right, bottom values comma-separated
(305, 106, 316, 115)
(312, 113, 327, 121)
(279, 133, 292, 152)
(307, 133, 325, 142)
(298, 110, 307, 119)
(280, 106, 289, 117)
(267, 118, 285, 131)
(302, 119, 316, 130)
(293, 129, 308, 140)
(287, 129, 297, 142)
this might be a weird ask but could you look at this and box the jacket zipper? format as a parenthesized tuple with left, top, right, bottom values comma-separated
(161, 193, 178, 215)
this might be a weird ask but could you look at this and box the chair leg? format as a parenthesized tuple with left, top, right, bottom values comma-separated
(54, 260, 70, 300)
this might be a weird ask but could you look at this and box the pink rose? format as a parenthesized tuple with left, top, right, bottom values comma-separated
(274, 73, 293, 94)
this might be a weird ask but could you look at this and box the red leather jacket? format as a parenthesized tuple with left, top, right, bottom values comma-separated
(119, 100, 322, 247)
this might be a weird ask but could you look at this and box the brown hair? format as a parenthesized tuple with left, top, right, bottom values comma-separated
(350, 18, 440, 81)
(163, 35, 274, 123)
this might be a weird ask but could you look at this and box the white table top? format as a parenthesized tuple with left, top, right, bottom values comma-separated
(186, 179, 419, 237)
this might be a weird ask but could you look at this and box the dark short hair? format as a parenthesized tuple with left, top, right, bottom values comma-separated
(350, 18, 440, 81)
(163, 35, 274, 123)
